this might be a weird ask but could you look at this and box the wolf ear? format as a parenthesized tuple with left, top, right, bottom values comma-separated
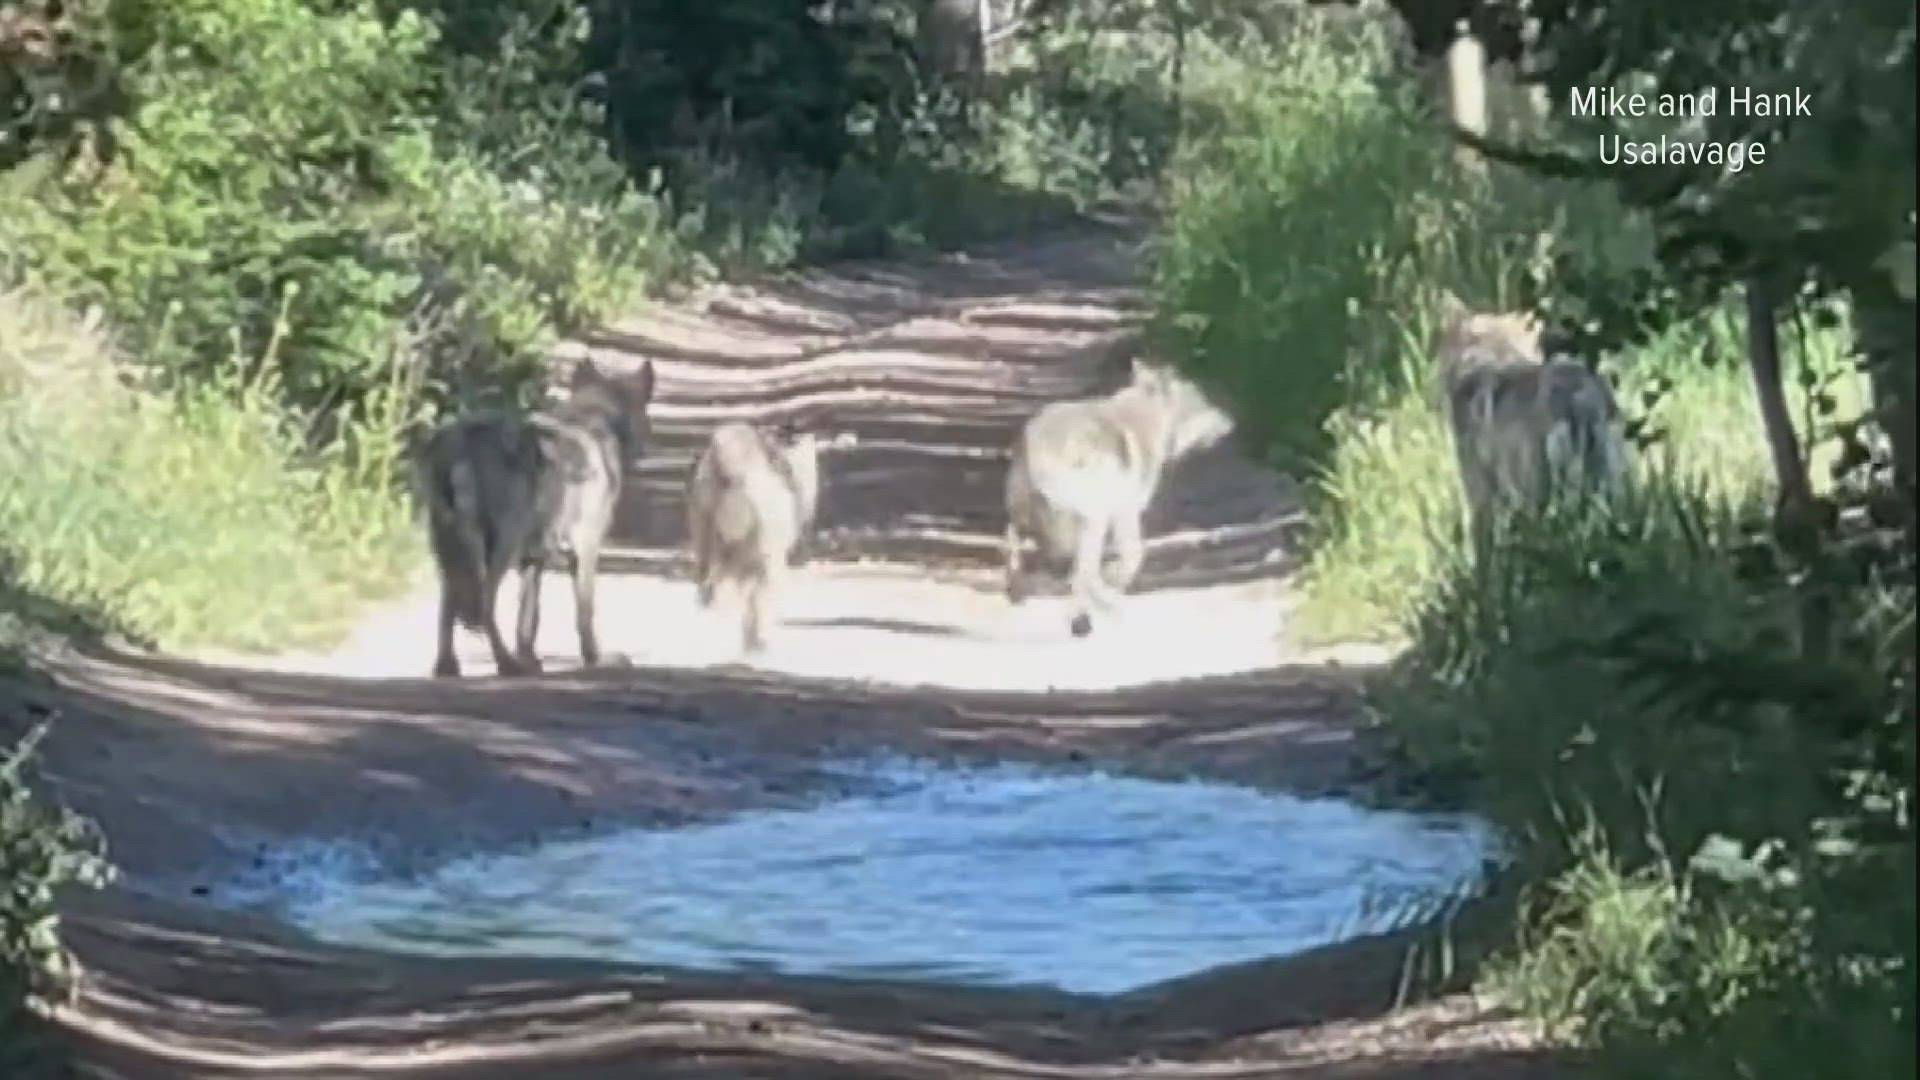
(1130, 357, 1167, 386)
(1436, 290, 1471, 328)
(571, 354, 601, 388)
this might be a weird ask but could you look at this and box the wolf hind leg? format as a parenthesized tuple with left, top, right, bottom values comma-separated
(1067, 511, 1117, 638)
(513, 560, 545, 674)
(571, 545, 602, 668)
(1004, 521, 1031, 603)
(480, 586, 524, 676)
(476, 534, 531, 677)
(1101, 508, 1145, 592)
(432, 571, 462, 678)
(740, 568, 772, 655)
(690, 511, 720, 607)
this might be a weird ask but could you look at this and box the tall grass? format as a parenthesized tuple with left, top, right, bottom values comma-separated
(1298, 302, 1865, 644)
(1149, 22, 1907, 1077)
(1372, 465, 1912, 1077)
(1147, 24, 1861, 645)
(0, 286, 419, 653)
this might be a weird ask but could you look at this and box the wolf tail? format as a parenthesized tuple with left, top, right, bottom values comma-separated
(416, 438, 492, 631)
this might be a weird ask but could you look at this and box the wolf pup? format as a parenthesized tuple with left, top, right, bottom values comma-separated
(1003, 358, 1234, 637)
(1434, 293, 1630, 535)
(413, 356, 655, 677)
(686, 419, 823, 655)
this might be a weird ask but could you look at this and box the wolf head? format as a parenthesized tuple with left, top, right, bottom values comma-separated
(1130, 358, 1235, 458)
(1435, 292, 1542, 371)
(568, 355, 656, 459)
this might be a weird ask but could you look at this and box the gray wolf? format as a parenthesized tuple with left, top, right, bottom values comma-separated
(686, 419, 824, 655)
(1003, 358, 1235, 637)
(412, 356, 655, 677)
(1434, 293, 1630, 534)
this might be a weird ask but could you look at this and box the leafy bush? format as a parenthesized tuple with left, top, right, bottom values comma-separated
(1372, 456, 1912, 1077)
(3, 1, 705, 421)
(0, 284, 417, 652)
(11, 0, 438, 411)
(1, 721, 112, 1077)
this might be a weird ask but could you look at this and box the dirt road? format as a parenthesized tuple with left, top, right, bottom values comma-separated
(15, 222, 1558, 1078)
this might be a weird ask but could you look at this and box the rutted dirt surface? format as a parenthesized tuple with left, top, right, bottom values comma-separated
(12, 222, 1562, 1078)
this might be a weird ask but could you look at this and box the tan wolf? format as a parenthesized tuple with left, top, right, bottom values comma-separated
(1003, 358, 1235, 637)
(1434, 293, 1631, 534)
(686, 419, 824, 655)
(412, 356, 656, 677)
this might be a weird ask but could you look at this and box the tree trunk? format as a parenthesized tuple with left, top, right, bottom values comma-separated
(1167, 0, 1187, 162)
(1745, 278, 1816, 521)
(1746, 276, 1831, 659)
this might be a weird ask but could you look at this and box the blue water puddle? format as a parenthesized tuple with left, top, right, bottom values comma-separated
(205, 756, 1501, 995)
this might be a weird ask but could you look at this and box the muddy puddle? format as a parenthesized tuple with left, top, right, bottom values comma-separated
(200, 757, 1499, 995)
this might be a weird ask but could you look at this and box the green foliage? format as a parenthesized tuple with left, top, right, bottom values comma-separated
(1472, 0, 1918, 500)
(0, 284, 420, 652)
(1296, 296, 1862, 643)
(0, 0, 714, 655)
(0, 721, 112, 1076)
(1485, 842, 1799, 1066)
(1371, 470, 1914, 1076)
(13, 0, 437, 410)
(1149, 22, 1650, 472)
(1376, 485, 1797, 843)
(1152, 3, 1912, 1073)
(585, 0, 918, 175)
(2, 0, 704, 424)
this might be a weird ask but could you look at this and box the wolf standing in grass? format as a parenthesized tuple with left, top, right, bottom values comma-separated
(413, 356, 655, 677)
(686, 420, 824, 655)
(1434, 294, 1630, 536)
(1004, 357, 1234, 637)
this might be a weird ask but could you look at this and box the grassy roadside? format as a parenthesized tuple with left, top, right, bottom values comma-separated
(0, 285, 421, 654)
(0, 1, 1192, 661)
(1147, 17, 1908, 1078)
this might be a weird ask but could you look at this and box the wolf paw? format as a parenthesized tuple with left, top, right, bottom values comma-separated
(431, 656, 461, 678)
(1069, 613, 1093, 637)
(496, 655, 543, 677)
